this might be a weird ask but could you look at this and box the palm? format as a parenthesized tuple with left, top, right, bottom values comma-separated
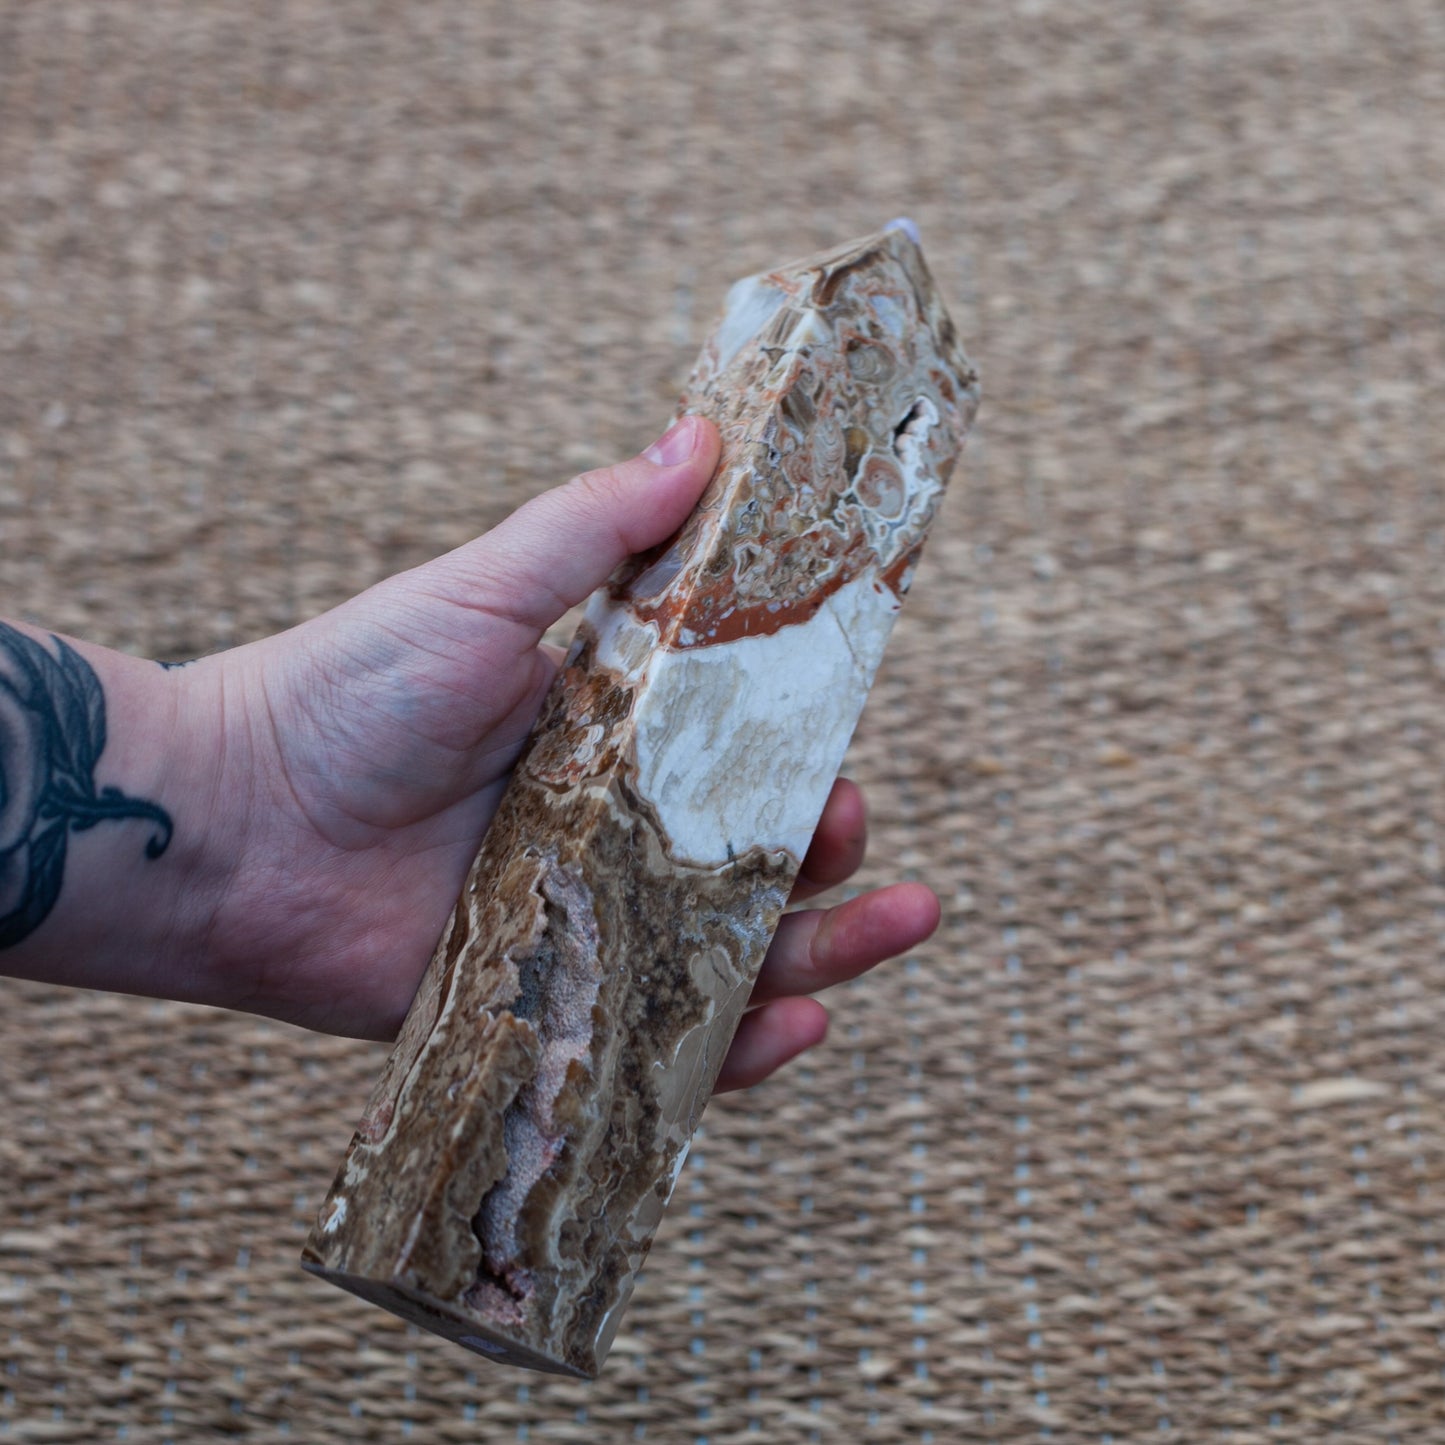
(257, 581, 556, 841)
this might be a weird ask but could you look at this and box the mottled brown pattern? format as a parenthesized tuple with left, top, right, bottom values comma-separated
(616, 229, 978, 647)
(303, 765, 793, 1376)
(522, 624, 636, 790)
(302, 228, 974, 1376)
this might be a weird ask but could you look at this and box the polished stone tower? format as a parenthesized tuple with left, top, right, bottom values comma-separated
(302, 223, 979, 1378)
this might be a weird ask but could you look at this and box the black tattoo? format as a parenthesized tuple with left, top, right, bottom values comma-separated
(156, 658, 195, 670)
(0, 623, 173, 948)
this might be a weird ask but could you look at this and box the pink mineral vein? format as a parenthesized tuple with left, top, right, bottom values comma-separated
(301, 223, 980, 1378)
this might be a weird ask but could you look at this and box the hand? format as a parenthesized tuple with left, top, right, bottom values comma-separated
(7, 416, 938, 1093)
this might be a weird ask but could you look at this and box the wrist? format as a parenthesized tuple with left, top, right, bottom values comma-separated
(140, 654, 250, 1005)
(0, 628, 238, 1007)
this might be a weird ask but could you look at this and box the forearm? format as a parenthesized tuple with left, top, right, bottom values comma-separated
(0, 622, 236, 1006)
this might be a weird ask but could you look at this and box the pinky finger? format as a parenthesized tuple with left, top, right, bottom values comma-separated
(712, 997, 829, 1095)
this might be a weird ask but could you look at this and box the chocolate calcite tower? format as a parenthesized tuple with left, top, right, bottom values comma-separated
(302, 223, 979, 1377)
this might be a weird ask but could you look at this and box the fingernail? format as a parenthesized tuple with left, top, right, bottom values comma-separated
(643, 416, 697, 467)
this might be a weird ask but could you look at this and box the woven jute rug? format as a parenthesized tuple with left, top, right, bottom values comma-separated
(4, 0, 1445, 1438)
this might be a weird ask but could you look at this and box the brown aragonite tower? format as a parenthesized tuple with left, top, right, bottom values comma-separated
(302, 222, 979, 1378)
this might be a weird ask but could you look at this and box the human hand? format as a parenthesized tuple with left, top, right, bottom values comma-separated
(204, 415, 940, 1088)
(2, 417, 939, 1092)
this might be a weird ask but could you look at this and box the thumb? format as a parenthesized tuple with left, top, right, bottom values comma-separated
(431, 415, 721, 643)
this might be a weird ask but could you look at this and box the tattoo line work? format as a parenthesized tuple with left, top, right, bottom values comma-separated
(0, 623, 173, 948)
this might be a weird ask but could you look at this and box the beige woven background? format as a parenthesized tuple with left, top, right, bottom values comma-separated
(3, 0, 1445, 1439)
